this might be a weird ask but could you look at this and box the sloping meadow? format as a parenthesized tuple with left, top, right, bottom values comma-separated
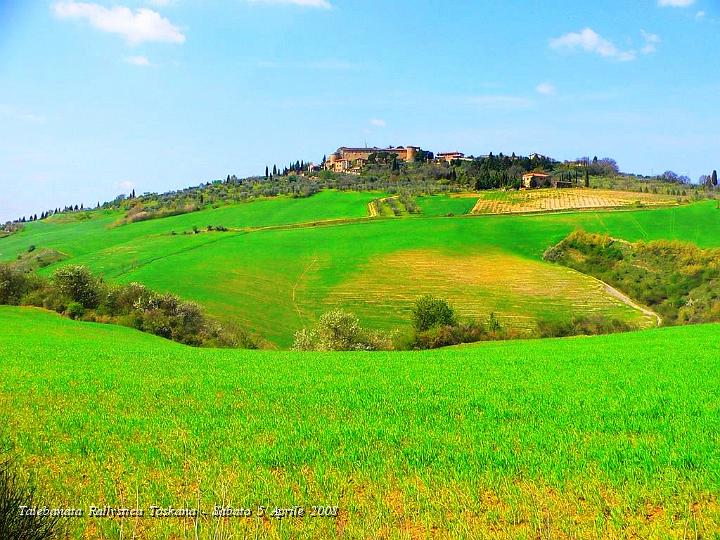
(2, 195, 720, 347)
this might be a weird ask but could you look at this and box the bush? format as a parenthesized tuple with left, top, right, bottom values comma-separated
(412, 318, 507, 350)
(65, 302, 85, 320)
(0, 265, 36, 305)
(412, 295, 456, 332)
(52, 265, 101, 308)
(0, 265, 247, 348)
(546, 231, 720, 325)
(293, 309, 391, 351)
(0, 457, 63, 540)
(104, 282, 152, 316)
(537, 315, 633, 338)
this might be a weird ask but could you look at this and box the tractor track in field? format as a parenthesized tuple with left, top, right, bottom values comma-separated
(291, 254, 319, 324)
(107, 233, 239, 278)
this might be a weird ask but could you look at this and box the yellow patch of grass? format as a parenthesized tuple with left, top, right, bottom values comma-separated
(471, 188, 681, 215)
(325, 249, 655, 331)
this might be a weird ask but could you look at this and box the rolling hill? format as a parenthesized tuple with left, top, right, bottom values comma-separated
(2, 192, 719, 346)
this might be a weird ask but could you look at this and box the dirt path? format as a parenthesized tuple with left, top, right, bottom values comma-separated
(595, 277, 663, 327)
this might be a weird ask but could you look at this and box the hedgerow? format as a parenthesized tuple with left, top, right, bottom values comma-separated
(0, 263, 254, 348)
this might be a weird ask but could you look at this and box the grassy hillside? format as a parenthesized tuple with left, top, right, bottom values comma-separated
(1, 306, 719, 538)
(0, 191, 382, 262)
(2, 193, 719, 346)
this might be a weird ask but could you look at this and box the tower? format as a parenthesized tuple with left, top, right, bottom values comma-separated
(406, 146, 418, 162)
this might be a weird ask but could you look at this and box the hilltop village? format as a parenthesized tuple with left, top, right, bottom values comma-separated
(323, 145, 469, 173)
(5, 145, 710, 230)
(323, 145, 582, 188)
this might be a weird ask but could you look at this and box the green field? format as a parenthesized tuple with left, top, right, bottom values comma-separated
(1, 306, 719, 538)
(2, 194, 720, 346)
(3, 191, 720, 538)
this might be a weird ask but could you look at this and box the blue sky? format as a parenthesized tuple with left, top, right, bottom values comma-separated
(1, 0, 718, 221)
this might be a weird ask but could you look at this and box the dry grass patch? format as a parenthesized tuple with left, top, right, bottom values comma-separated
(326, 249, 655, 332)
(470, 188, 681, 215)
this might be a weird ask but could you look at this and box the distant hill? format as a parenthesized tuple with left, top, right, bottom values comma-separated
(2, 190, 719, 347)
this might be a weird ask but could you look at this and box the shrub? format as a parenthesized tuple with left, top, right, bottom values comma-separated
(136, 309, 173, 339)
(0, 457, 63, 540)
(537, 315, 633, 338)
(1, 266, 248, 349)
(412, 295, 456, 332)
(0, 265, 35, 305)
(412, 320, 501, 349)
(293, 309, 390, 351)
(52, 265, 101, 309)
(547, 231, 720, 325)
(104, 282, 152, 316)
(65, 302, 85, 320)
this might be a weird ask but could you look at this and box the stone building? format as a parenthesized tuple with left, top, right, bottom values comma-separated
(325, 146, 421, 173)
(522, 172, 552, 188)
(435, 152, 465, 163)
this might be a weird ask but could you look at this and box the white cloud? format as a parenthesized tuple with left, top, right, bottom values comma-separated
(536, 82, 556, 95)
(640, 30, 661, 54)
(370, 118, 386, 127)
(550, 28, 636, 61)
(465, 95, 533, 109)
(125, 55, 152, 66)
(52, 2, 185, 45)
(696, 10, 706, 18)
(0, 104, 45, 124)
(658, 0, 695, 6)
(117, 181, 136, 193)
(246, 0, 331, 8)
(255, 59, 358, 70)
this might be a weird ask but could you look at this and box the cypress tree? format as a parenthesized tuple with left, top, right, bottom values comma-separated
(265, 166, 269, 179)
(713, 170, 718, 187)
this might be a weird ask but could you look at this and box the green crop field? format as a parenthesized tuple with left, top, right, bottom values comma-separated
(2, 193, 720, 347)
(1, 306, 719, 538)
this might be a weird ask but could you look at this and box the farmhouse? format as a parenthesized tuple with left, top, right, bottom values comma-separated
(325, 145, 421, 173)
(522, 172, 552, 189)
(436, 152, 465, 163)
